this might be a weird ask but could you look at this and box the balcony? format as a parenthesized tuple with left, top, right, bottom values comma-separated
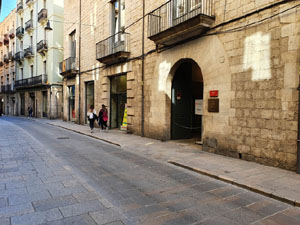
(4, 55, 9, 63)
(15, 74, 48, 89)
(148, 0, 215, 45)
(9, 52, 14, 61)
(37, 40, 48, 54)
(4, 35, 9, 46)
(96, 32, 130, 65)
(1, 84, 14, 93)
(15, 51, 24, 62)
(59, 57, 78, 77)
(16, 27, 24, 39)
(26, 0, 34, 6)
(9, 30, 15, 39)
(24, 47, 34, 58)
(17, 1, 23, 13)
(25, 20, 34, 32)
(38, 9, 48, 23)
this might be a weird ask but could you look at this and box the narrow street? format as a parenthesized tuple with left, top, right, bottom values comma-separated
(1, 117, 300, 225)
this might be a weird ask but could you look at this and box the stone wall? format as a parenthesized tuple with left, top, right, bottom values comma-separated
(70, 0, 300, 171)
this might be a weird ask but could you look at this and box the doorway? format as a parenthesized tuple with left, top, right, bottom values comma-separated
(30, 93, 35, 117)
(171, 60, 203, 140)
(42, 91, 48, 117)
(68, 85, 75, 122)
(85, 82, 94, 124)
(20, 94, 25, 116)
(110, 75, 126, 129)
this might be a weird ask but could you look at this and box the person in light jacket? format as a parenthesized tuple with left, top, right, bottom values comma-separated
(87, 105, 97, 133)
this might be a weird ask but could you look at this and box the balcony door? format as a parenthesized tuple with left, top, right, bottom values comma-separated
(111, 0, 125, 54)
(172, 0, 202, 26)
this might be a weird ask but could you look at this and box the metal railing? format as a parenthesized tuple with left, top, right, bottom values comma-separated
(25, 19, 33, 31)
(9, 52, 14, 61)
(37, 40, 48, 52)
(38, 9, 47, 23)
(26, 0, 33, 5)
(4, 35, 9, 46)
(59, 57, 78, 74)
(15, 51, 24, 61)
(15, 74, 48, 88)
(16, 27, 24, 38)
(148, 0, 213, 37)
(4, 54, 9, 63)
(96, 32, 130, 60)
(24, 47, 33, 58)
(17, 1, 23, 13)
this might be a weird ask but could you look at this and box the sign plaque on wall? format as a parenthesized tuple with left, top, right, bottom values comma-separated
(195, 99, 203, 115)
(210, 90, 219, 97)
(208, 99, 219, 113)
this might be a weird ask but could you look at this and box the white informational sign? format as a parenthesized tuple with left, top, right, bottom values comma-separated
(195, 99, 203, 115)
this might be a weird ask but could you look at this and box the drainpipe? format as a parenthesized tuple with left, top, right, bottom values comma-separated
(78, 0, 82, 124)
(297, 84, 300, 174)
(141, 0, 145, 137)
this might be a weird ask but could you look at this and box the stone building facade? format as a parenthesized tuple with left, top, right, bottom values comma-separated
(65, 0, 300, 171)
(15, 0, 64, 119)
(0, 9, 16, 116)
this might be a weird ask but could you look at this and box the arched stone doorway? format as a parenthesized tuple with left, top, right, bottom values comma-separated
(171, 59, 203, 140)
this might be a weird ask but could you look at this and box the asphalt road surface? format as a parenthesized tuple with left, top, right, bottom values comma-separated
(1, 116, 300, 225)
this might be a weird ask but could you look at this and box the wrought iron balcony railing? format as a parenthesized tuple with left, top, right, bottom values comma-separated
(38, 9, 48, 23)
(9, 30, 15, 39)
(15, 74, 48, 88)
(4, 54, 9, 63)
(24, 47, 34, 58)
(37, 40, 48, 53)
(15, 51, 24, 62)
(9, 52, 14, 61)
(96, 32, 130, 65)
(16, 27, 24, 38)
(148, 0, 214, 45)
(25, 19, 34, 32)
(26, 0, 34, 5)
(17, 1, 23, 13)
(59, 57, 78, 76)
(4, 35, 9, 46)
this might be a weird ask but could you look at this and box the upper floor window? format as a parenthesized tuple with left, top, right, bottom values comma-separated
(70, 31, 76, 58)
(111, 0, 125, 35)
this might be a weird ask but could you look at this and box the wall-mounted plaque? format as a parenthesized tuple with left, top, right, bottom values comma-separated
(208, 99, 219, 113)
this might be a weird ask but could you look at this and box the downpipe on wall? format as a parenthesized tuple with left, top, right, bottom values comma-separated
(297, 84, 300, 174)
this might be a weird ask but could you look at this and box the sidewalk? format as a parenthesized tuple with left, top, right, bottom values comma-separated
(42, 119, 300, 207)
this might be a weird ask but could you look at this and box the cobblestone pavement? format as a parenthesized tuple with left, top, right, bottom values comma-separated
(1, 117, 300, 225)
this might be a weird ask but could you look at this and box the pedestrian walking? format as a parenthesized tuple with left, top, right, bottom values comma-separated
(87, 105, 97, 133)
(28, 106, 33, 119)
(98, 104, 108, 131)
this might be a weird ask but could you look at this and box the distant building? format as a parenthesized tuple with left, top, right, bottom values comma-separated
(0, 9, 16, 116)
(15, 0, 64, 118)
(63, 0, 300, 171)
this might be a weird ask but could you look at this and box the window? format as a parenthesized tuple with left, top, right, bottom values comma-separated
(43, 61, 47, 74)
(30, 36, 33, 48)
(30, 65, 33, 77)
(20, 68, 23, 80)
(70, 31, 76, 58)
(111, 0, 125, 35)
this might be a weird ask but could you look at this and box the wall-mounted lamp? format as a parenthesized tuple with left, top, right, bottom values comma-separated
(45, 21, 53, 31)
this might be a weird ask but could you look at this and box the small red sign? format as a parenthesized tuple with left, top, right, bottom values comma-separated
(210, 90, 219, 97)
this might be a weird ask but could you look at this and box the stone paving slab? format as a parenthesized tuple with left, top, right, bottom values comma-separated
(0, 119, 128, 225)
(45, 119, 300, 207)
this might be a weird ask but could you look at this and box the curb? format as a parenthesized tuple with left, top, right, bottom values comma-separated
(46, 123, 121, 147)
(168, 160, 298, 207)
